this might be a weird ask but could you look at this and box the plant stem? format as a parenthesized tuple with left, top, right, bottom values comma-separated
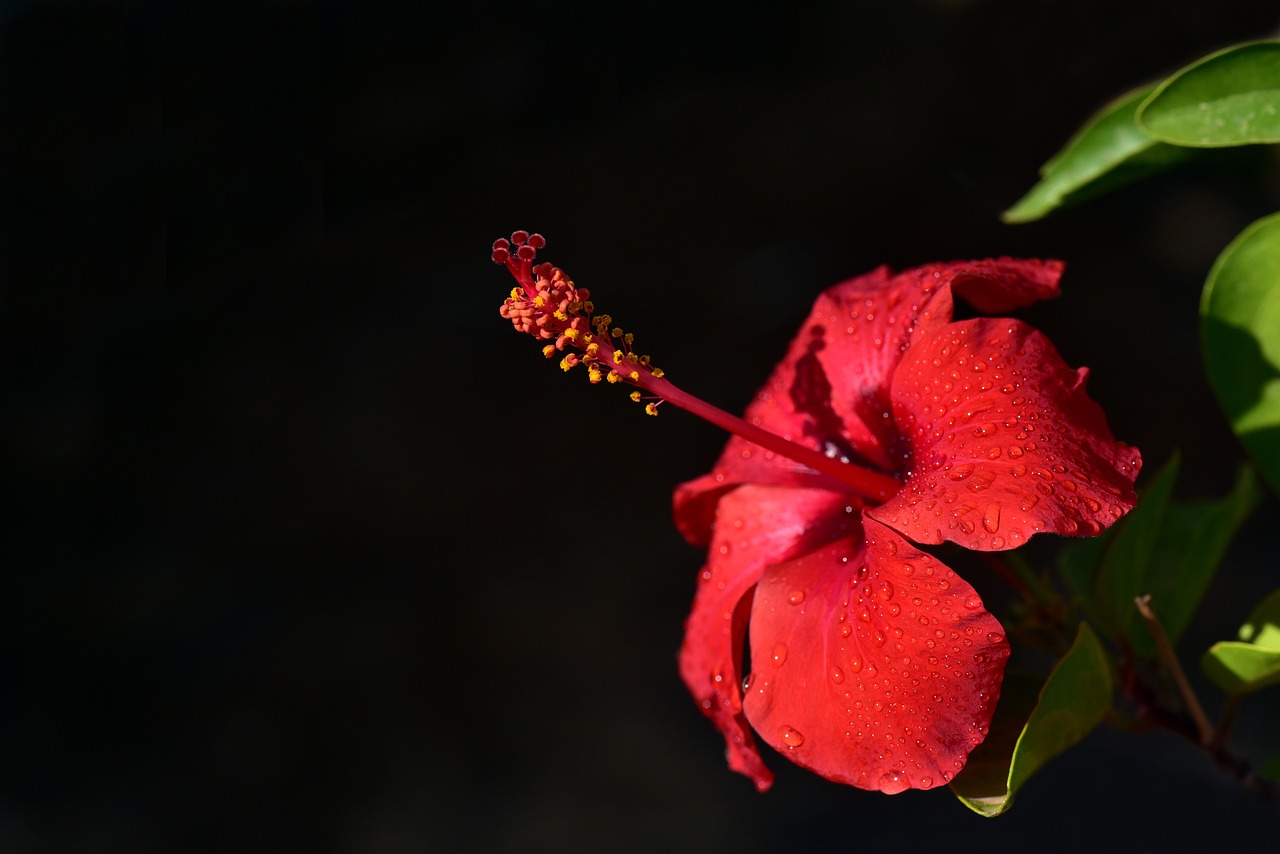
(1134, 593, 1214, 745)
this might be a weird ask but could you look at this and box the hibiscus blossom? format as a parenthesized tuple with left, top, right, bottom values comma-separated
(494, 231, 1141, 795)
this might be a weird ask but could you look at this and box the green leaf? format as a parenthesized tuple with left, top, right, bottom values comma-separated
(1201, 211, 1280, 496)
(1202, 587, 1280, 695)
(1202, 643, 1280, 695)
(1003, 84, 1189, 223)
(1239, 587, 1280, 645)
(1144, 465, 1261, 648)
(1137, 41, 1280, 147)
(952, 623, 1111, 817)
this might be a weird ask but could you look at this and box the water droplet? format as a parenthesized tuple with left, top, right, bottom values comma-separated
(1006, 446, 1024, 459)
(742, 673, 754, 692)
(1019, 494, 1039, 511)
(841, 623, 853, 638)
(987, 631, 1005, 644)
(787, 590, 806, 605)
(779, 726, 805, 748)
(883, 539, 897, 555)
(849, 655, 864, 673)
(967, 470, 996, 492)
(983, 503, 1001, 533)
(878, 580, 895, 601)
(877, 769, 910, 794)
(831, 666, 845, 684)
(963, 595, 982, 610)
(973, 422, 997, 437)
(771, 643, 788, 668)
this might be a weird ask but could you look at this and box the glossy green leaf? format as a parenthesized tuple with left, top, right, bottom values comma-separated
(1201, 212, 1280, 496)
(1137, 41, 1280, 147)
(952, 623, 1111, 816)
(1003, 84, 1188, 223)
(1202, 587, 1280, 695)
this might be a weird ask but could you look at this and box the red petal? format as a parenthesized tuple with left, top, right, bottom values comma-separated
(741, 517, 1009, 792)
(678, 484, 856, 792)
(944, 258, 1064, 314)
(873, 317, 1142, 549)
(672, 259, 1064, 546)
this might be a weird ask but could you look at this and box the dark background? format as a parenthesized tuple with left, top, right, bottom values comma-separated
(5, 0, 1280, 851)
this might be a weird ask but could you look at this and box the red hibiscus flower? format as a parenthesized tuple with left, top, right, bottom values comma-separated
(494, 231, 1141, 795)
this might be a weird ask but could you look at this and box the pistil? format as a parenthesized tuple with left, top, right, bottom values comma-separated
(495, 231, 903, 502)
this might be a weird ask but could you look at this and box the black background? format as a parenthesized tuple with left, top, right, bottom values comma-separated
(5, 0, 1280, 851)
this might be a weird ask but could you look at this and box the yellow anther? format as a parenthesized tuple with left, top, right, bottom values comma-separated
(607, 371, 622, 383)
(626, 352, 638, 365)
(583, 333, 593, 343)
(585, 342, 599, 357)
(629, 371, 639, 381)
(645, 403, 660, 416)
(612, 328, 624, 338)
(613, 351, 623, 364)
(560, 356, 576, 372)
(624, 332, 634, 346)
(588, 367, 603, 383)
(564, 328, 580, 341)
(542, 345, 556, 358)
(639, 355, 650, 366)
(510, 287, 522, 300)
(629, 391, 642, 402)
(652, 368, 665, 378)
(553, 309, 569, 321)
(533, 295, 546, 308)
(584, 301, 594, 312)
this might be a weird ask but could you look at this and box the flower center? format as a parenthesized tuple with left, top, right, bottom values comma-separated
(495, 231, 902, 502)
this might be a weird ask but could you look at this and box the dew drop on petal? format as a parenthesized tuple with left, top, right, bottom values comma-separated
(877, 770, 910, 794)
(831, 666, 845, 684)
(779, 726, 805, 749)
(787, 590, 806, 605)
(982, 503, 1001, 533)
(963, 595, 982, 610)
(771, 643, 788, 668)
